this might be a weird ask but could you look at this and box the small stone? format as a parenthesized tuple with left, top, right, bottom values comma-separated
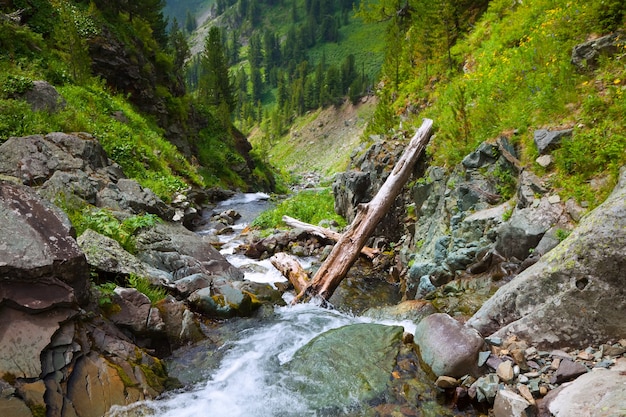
(435, 376, 459, 389)
(486, 336, 503, 346)
(524, 371, 540, 378)
(478, 351, 491, 367)
(493, 389, 533, 417)
(517, 384, 535, 405)
(604, 345, 626, 356)
(518, 374, 529, 384)
(497, 361, 515, 383)
(536, 154, 553, 167)
(548, 195, 561, 204)
(551, 357, 561, 370)
(618, 339, 626, 348)
(539, 386, 548, 396)
(525, 347, 538, 357)
(471, 373, 500, 403)
(577, 351, 594, 361)
(552, 359, 587, 384)
(594, 360, 613, 369)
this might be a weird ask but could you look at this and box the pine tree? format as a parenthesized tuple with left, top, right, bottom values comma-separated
(199, 26, 234, 111)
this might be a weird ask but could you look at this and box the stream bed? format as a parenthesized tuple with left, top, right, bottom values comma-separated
(107, 193, 465, 417)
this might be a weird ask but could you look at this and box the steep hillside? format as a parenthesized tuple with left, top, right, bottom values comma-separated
(368, 0, 626, 208)
(0, 0, 276, 194)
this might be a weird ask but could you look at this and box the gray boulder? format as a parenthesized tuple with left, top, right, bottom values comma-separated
(0, 133, 112, 186)
(135, 221, 242, 282)
(571, 31, 624, 71)
(494, 197, 567, 260)
(97, 178, 175, 220)
(21, 80, 66, 113)
(467, 167, 626, 348)
(533, 129, 573, 154)
(414, 313, 485, 378)
(77, 229, 172, 284)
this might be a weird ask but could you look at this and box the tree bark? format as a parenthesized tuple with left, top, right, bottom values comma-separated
(282, 215, 379, 259)
(270, 252, 309, 295)
(300, 118, 434, 301)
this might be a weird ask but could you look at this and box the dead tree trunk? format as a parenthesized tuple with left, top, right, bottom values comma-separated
(270, 252, 310, 295)
(297, 118, 434, 301)
(282, 215, 379, 259)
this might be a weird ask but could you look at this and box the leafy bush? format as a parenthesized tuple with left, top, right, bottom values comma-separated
(251, 188, 346, 230)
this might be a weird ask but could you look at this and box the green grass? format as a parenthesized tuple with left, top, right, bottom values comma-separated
(251, 188, 346, 231)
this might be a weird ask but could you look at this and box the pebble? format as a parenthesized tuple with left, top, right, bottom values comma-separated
(539, 386, 548, 396)
(478, 351, 491, 367)
(517, 384, 535, 405)
(497, 361, 515, 383)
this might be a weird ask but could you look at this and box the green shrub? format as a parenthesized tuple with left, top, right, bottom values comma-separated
(71, 207, 161, 253)
(127, 274, 168, 305)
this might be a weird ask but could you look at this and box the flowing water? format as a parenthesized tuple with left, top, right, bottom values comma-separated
(107, 193, 422, 417)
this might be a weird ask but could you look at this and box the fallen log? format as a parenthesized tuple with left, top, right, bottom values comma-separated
(291, 118, 434, 302)
(270, 252, 309, 295)
(282, 215, 380, 259)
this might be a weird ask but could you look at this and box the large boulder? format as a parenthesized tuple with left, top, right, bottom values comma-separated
(135, 221, 243, 282)
(543, 358, 626, 417)
(467, 167, 626, 348)
(414, 313, 485, 378)
(0, 133, 112, 186)
(287, 323, 404, 409)
(0, 181, 89, 305)
(20, 80, 66, 113)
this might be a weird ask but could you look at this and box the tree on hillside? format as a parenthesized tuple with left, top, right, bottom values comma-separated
(199, 26, 234, 112)
(168, 18, 190, 78)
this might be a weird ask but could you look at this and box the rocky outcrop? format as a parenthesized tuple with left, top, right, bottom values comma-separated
(571, 31, 624, 71)
(0, 181, 170, 417)
(467, 167, 626, 348)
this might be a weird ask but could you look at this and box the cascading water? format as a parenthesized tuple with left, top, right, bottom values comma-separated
(109, 299, 417, 417)
(106, 193, 428, 417)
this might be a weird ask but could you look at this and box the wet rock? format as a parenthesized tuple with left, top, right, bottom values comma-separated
(156, 297, 203, 348)
(188, 283, 259, 318)
(414, 313, 485, 378)
(65, 352, 129, 417)
(533, 129, 573, 155)
(288, 323, 403, 409)
(468, 167, 626, 349)
(493, 389, 535, 417)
